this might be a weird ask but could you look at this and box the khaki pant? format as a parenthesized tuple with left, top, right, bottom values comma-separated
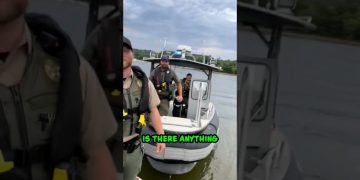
(158, 99, 169, 116)
(123, 145, 144, 180)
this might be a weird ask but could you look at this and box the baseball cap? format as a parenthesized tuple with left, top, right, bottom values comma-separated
(161, 56, 170, 62)
(123, 36, 132, 50)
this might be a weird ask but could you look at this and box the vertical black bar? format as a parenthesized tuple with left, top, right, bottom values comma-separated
(119, 0, 124, 177)
(267, 26, 282, 120)
(267, 26, 283, 59)
(86, 0, 99, 37)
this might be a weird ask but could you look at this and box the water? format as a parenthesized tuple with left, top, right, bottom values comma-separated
(239, 30, 360, 180)
(133, 60, 237, 180)
(28, 1, 237, 179)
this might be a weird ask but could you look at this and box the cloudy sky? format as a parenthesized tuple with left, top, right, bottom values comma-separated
(124, 0, 237, 60)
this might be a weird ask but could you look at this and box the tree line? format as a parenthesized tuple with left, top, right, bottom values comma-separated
(294, 0, 360, 41)
(133, 49, 237, 74)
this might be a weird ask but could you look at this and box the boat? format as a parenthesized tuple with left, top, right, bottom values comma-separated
(141, 57, 221, 175)
(171, 45, 196, 61)
(237, 1, 316, 180)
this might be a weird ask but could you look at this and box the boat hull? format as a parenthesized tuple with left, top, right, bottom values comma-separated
(142, 111, 220, 174)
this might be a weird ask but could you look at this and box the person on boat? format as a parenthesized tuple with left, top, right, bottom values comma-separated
(181, 73, 192, 117)
(0, 1, 118, 179)
(149, 56, 183, 116)
(122, 36, 166, 180)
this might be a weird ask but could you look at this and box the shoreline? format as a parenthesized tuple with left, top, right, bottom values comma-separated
(135, 59, 237, 76)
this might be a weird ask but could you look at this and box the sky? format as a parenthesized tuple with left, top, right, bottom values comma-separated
(124, 0, 237, 60)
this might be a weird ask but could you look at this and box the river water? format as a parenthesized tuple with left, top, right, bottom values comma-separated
(239, 30, 360, 180)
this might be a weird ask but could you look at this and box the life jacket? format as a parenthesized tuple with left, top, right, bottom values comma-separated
(0, 13, 84, 180)
(151, 67, 173, 99)
(123, 66, 150, 138)
(182, 78, 191, 98)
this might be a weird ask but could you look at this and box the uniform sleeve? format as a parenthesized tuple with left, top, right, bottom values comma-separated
(149, 69, 155, 82)
(81, 25, 102, 69)
(79, 57, 117, 149)
(148, 80, 160, 109)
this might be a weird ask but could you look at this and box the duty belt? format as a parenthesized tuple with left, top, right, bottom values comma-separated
(123, 136, 141, 154)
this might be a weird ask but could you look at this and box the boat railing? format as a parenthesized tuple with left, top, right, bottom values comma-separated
(195, 82, 205, 128)
(205, 103, 214, 120)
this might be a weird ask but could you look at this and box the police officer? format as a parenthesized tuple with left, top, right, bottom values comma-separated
(123, 37, 166, 180)
(0, 0, 117, 180)
(149, 56, 183, 116)
(181, 73, 192, 117)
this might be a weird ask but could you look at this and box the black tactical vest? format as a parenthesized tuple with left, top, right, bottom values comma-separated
(122, 66, 150, 138)
(151, 67, 173, 99)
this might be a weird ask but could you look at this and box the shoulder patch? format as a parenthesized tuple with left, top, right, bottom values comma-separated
(44, 58, 60, 82)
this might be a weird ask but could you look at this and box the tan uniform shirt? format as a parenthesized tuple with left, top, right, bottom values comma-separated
(149, 67, 181, 84)
(0, 22, 117, 150)
(123, 69, 160, 109)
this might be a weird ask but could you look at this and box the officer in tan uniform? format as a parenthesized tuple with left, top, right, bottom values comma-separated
(181, 73, 192, 117)
(0, 0, 117, 179)
(149, 56, 183, 116)
(123, 36, 166, 180)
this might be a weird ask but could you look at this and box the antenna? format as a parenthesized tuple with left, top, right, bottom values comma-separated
(160, 38, 167, 58)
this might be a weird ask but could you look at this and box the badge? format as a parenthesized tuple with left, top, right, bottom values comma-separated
(44, 59, 60, 82)
(167, 70, 170, 74)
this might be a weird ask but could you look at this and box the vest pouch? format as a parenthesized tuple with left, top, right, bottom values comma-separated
(123, 113, 133, 137)
(0, 167, 30, 180)
(135, 123, 141, 134)
(136, 112, 151, 134)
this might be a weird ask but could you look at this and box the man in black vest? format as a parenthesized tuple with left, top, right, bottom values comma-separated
(181, 73, 192, 117)
(149, 56, 183, 116)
